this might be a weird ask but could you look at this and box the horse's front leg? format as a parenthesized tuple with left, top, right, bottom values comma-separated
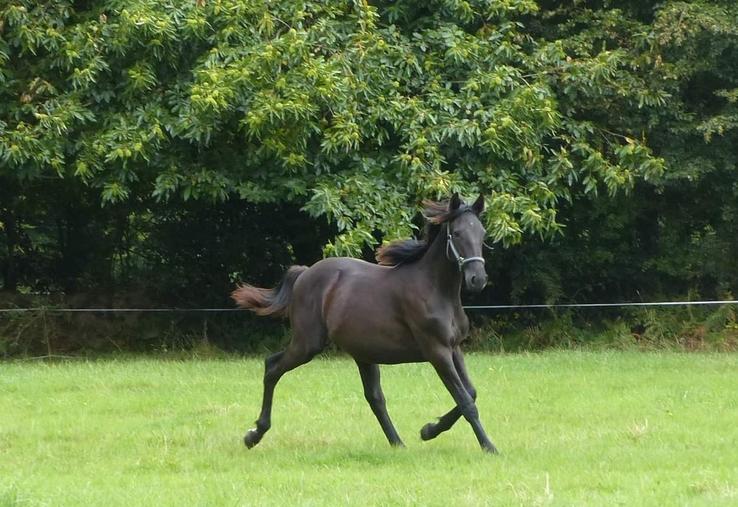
(426, 346, 498, 453)
(420, 347, 477, 441)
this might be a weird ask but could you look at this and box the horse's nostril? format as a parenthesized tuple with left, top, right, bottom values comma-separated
(470, 275, 477, 284)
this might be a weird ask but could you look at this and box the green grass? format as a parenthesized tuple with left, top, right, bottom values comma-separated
(1, 351, 737, 506)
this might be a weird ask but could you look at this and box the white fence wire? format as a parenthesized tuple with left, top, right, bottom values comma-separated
(1, 300, 737, 313)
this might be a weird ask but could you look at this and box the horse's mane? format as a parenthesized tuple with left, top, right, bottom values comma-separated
(375, 199, 467, 267)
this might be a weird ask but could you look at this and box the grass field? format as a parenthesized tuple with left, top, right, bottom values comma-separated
(1, 351, 737, 506)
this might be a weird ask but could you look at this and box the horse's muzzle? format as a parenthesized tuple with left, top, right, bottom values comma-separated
(464, 271, 488, 293)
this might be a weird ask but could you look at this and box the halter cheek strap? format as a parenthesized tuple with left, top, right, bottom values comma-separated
(446, 234, 486, 272)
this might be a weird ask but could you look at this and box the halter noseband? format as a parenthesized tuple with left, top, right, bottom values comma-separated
(446, 214, 486, 272)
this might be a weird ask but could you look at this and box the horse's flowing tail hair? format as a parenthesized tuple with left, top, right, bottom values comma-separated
(231, 265, 308, 318)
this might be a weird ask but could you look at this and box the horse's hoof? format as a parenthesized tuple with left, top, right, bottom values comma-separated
(420, 423, 436, 441)
(391, 440, 406, 449)
(483, 443, 499, 454)
(244, 429, 262, 449)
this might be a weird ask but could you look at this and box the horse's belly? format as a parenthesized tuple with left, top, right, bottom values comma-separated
(329, 319, 424, 364)
(336, 336, 425, 364)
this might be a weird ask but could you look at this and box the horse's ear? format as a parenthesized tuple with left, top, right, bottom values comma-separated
(471, 194, 485, 215)
(449, 192, 462, 211)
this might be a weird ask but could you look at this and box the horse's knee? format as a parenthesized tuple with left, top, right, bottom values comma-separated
(264, 351, 283, 369)
(264, 365, 281, 384)
(460, 401, 479, 421)
(290, 339, 324, 363)
(467, 385, 477, 401)
(264, 344, 320, 381)
(263, 351, 285, 382)
(363, 387, 385, 408)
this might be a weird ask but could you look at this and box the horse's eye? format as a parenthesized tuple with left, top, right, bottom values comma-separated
(453, 231, 460, 237)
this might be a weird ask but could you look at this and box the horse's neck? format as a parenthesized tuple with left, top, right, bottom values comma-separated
(416, 226, 463, 300)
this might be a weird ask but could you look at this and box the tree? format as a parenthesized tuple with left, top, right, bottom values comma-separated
(1, 0, 664, 260)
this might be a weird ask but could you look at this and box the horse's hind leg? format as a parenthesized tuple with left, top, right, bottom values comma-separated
(355, 361, 404, 448)
(244, 330, 324, 449)
(420, 347, 476, 441)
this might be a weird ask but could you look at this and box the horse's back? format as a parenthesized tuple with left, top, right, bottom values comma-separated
(292, 257, 394, 317)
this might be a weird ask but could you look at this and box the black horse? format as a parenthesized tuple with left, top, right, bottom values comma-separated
(232, 193, 497, 453)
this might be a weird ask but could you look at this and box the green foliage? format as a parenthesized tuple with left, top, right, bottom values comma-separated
(493, 0, 738, 307)
(1, 0, 672, 256)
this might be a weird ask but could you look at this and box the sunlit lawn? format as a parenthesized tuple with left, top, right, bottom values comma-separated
(1, 351, 737, 506)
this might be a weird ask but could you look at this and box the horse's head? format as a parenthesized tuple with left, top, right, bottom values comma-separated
(446, 193, 487, 293)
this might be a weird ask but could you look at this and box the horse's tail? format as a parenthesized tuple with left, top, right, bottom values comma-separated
(231, 265, 308, 318)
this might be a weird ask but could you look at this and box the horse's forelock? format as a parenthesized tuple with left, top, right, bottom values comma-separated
(422, 199, 470, 225)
